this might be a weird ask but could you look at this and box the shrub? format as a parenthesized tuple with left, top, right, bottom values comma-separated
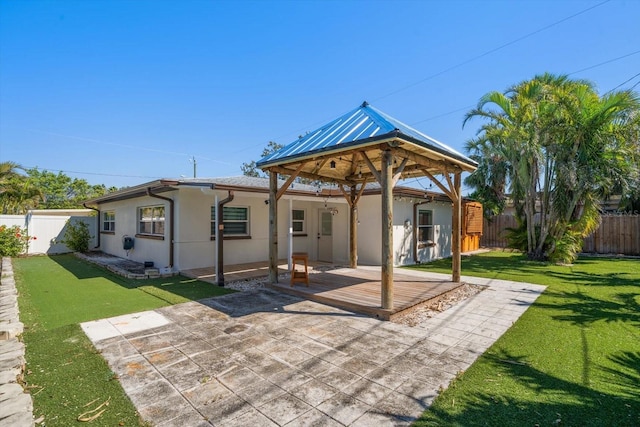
(61, 220, 92, 253)
(0, 225, 35, 256)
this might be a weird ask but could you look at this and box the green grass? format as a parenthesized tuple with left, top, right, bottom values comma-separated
(13, 254, 234, 426)
(407, 251, 640, 426)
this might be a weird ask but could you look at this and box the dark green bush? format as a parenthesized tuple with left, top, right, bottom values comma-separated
(61, 220, 92, 253)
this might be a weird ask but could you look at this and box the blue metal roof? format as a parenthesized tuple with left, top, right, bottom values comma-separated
(257, 102, 477, 169)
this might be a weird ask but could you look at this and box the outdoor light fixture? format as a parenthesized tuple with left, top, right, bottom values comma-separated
(330, 160, 336, 169)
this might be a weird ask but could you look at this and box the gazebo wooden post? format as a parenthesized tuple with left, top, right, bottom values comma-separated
(381, 149, 394, 309)
(268, 171, 278, 283)
(452, 171, 462, 282)
(349, 184, 358, 269)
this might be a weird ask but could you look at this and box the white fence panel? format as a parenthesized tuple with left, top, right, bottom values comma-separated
(0, 210, 96, 255)
(0, 215, 27, 228)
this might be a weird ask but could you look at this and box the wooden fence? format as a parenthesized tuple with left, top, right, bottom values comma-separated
(482, 214, 640, 256)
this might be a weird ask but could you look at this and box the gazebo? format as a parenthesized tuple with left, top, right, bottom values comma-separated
(256, 102, 478, 310)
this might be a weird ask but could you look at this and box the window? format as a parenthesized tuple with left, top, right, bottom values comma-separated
(138, 205, 165, 236)
(418, 209, 434, 243)
(102, 211, 115, 232)
(292, 209, 305, 234)
(211, 206, 249, 237)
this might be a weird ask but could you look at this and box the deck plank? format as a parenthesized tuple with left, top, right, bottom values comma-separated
(183, 262, 462, 321)
(268, 267, 462, 320)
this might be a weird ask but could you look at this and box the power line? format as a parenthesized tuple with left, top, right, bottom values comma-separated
(24, 128, 235, 166)
(371, 0, 612, 102)
(410, 105, 474, 126)
(604, 70, 640, 94)
(568, 50, 640, 76)
(23, 165, 163, 180)
(409, 49, 640, 126)
(267, 0, 613, 144)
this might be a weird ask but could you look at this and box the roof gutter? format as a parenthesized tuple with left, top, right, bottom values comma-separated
(146, 187, 175, 268)
(83, 203, 101, 249)
(217, 191, 234, 286)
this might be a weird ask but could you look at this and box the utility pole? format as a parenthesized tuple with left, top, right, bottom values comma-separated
(190, 156, 197, 178)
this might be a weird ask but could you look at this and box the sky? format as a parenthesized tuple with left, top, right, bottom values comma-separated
(1, 0, 639, 193)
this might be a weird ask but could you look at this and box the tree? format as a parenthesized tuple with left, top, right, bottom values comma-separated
(464, 73, 640, 262)
(242, 141, 322, 186)
(241, 141, 284, 178)
(25, 169, 118, 209)
(0, 163, 118, 213)
(617, 111, 640, 212)
(0, 162, 43, 214)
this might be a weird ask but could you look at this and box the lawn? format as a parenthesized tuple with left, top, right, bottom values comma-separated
(13, 254, 234, 427)
(408, 251, 640, 427)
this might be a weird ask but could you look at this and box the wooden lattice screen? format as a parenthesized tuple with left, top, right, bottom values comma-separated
(465, 202, 483, 235)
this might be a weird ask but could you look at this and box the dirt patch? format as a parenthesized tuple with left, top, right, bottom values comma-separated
(392, 283, 485, 327)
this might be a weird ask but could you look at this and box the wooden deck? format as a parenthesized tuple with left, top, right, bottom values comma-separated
(182, 260, 290, 283)
(182, 263, 462, 321)
(268, 267, 462, 320)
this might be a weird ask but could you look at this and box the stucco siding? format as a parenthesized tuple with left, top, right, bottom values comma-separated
(98, 195, 172, 269)
(357, 195, 454, 266)
(174, 188, 216, 271)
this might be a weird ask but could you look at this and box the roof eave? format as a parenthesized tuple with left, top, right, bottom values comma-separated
(257, 130, 477, 173)
(256, 133, 400, 170)
(396, 132, 478, 172)
(84, 179, 179, 205)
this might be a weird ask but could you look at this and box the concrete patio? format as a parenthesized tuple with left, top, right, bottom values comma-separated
(81, 270, 545, 426)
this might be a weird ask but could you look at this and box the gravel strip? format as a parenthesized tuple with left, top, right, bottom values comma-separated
(392, 283, 486, 327)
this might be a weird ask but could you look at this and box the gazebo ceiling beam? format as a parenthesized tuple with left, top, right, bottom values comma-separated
(422, 169, 455, 200)
(267, 165, 353, 186)
(391, 146, 456, 172)
(392, 157, 409, 187)
(444, 172, 459, 200)
(361, 151, 382, 184)
(338, 182, 367, 207)
(264, 140, 466, 190)
(311, 158, 329, 175)
(275, 163, 305, 200)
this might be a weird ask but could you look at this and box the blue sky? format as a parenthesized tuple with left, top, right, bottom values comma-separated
(1, 0, 639, 191)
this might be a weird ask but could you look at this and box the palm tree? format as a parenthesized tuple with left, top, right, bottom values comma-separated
(464, 74, 640, 262)
(0, 162, 43, 214)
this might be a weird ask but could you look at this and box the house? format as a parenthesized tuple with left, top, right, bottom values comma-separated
(83, 176, 481, 274)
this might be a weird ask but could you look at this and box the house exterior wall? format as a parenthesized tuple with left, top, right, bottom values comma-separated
(279, 199, 347, 264)
(414, 201, 453, 264)
(96, 187, 350, 271)
(357, 195, 453, 266)
(174, 190, 349, 270)
(98, 195, 172, 269)
(174, 188, 216, 271)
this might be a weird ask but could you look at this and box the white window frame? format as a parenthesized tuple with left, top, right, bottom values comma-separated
(292, 209, 306, 234)
(138, 205, 165, 236)
(418, 209, 434, 244)
(211, 205, 250, 237)
(102, 211, 115, 232)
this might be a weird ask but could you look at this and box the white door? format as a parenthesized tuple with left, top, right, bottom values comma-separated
(318, 210, 333, 262)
